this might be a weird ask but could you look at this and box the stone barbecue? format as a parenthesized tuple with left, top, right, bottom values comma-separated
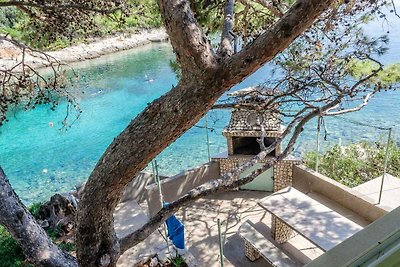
(211, 86, 301, 243)
(222, 86, 283, 157)
(212, 86, 288, 176)
(223, 108, 282, 157)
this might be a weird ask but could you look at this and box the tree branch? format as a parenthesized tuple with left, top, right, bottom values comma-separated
(119, 137, 282, 252)
(0, 1, 123, 14)
(391, 0, 400, 19)
(221, 0, 336, 85)
(0, 35, 79, 126)
(324, 91, 376, 116)
(254, 0, 284, 17)
(158, 0, 217, 72)
(218, 0, 235, 57)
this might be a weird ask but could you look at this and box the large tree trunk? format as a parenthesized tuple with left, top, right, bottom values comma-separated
(0, 168, 78, 267)
(75, 0, 336, 266)
(76, 78, 224, 266)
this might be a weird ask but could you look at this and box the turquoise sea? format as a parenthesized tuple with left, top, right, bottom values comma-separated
(1, 18, 400, 204)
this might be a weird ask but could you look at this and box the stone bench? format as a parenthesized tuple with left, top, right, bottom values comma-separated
(239, 220, 301, 267)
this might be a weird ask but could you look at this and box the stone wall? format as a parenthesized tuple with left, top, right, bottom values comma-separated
(271, 158, 301, 243)
(213, 154, 301, 243)
(270, 217, 296, 244)
(226, 109, 280, 132)
(146, 162, 220, 216)
(273, 159, 299, 191)
(212, 156, 250, 176)
(120, 172, 154, 203)
(293, 165, 388, 222)
(118, 162, 220, 217)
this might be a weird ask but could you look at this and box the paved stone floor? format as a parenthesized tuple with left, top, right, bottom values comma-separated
(116, 190, 327, 266)
(353, 174, 400, 210)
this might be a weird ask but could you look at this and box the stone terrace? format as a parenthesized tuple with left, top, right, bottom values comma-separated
(116, 189, 370, 266)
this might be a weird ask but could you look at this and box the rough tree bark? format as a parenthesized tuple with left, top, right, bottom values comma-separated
(218, 0, 235, 56)
(76, 0, 336, 266)
(0, 168, 78, 267)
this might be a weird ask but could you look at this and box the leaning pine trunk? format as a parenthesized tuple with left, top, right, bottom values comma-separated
(75, 0, 336, 266)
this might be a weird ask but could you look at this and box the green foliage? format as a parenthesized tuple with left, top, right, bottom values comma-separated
(0, 224, 75, 267)
(46, 224, 63, 240)
(194, 0, 286, 42)
(304, 140, 400, 187)
(169, 254, 187, 267)
(0, 7, 29, 41)
(376, 63, 400, 84)
(27, 202, 42, 218)
(0, 201, 44, 266)
(0, 226, 30, 267)
(125, 0, 161, 28)
(0, 7, 22, 29)
(58, 241, 76, 252)
(349, 59, 400, 85)
(0, 7, 75, 50)
(0, 1, 161, 50)
(169, 60, 182, 80)
(0, 203, 76, 267)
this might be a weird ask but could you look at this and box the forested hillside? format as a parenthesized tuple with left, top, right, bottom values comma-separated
(0, 1, 161, 50)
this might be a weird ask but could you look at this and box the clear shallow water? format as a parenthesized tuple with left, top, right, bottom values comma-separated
(1, 18, 400, 204)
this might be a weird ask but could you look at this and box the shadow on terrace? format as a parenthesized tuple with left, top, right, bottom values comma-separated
(114, 159, 396, 267)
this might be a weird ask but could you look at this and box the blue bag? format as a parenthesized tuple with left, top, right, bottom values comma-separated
(163, 202, 185, 249)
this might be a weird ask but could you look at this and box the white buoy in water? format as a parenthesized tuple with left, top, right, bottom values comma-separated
(42, 169, 48, 174)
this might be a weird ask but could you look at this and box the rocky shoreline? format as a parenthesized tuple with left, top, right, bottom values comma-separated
(0, 28, 168, 70)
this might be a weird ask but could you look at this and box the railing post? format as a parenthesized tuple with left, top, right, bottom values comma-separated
(152, 160, 171, 256)
(378, 128, 392, 204)
(217, 218, 225, 267)
(316, 116, 322, 173)
(205, 115, 211, 162)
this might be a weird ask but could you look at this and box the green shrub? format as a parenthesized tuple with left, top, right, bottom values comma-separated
(169, 254, 188, 267)
(0, 1, 162, 50)
(0, 7, 25, 31)
(304, 140, 400, 187)
(27, 202, 42, 218)
(0, 226, 30, 267)
(46, 224, 63, 240)
(0, 203, 76, 267)
(58, 242, 76, 252)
